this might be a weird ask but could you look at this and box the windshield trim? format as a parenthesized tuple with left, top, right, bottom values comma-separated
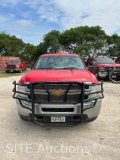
(34, 56, 85, 70)
(96, 58, 115, 64)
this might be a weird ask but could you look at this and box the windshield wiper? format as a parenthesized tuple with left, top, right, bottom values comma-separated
(38, 67, 57, 69)
(36, 67, 80, 70)
(60, 67, 80, 69)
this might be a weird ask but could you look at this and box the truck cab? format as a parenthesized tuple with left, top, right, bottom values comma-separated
(86, 56, 120, 80)
(5, 59, 27, 73)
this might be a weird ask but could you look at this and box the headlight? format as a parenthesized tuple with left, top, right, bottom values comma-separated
(91, 84, 100, 92)
(89, 85, 101, 99)
(17, 85, 26, 93)
(17, 83, 30, 98)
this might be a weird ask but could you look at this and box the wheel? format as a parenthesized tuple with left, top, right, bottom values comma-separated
(5, 71, 9, 73)
(109, 69, 120, 84)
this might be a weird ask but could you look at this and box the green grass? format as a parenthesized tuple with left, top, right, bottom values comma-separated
(0, 68, 31, 78)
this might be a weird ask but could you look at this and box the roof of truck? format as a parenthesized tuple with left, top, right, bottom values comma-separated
(41, 53, 79, 57)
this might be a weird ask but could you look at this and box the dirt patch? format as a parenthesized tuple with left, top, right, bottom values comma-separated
(0, 76, 120, 160)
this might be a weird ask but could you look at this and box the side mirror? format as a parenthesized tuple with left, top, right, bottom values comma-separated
(88, 66, 93, 69)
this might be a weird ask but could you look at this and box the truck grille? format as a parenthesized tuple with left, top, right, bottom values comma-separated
(42, 108, 74, 112)
(31, 83, 88, 103)
(7, 65, 16, 70)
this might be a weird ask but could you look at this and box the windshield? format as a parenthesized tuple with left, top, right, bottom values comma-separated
(34, 56, 85, 70)
(9, 60, 21, 63)
(96, 57, 115, 64)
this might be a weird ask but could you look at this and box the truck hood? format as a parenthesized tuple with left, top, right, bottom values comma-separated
(97, 63, 120, 67)
(20, 69, 98, 84)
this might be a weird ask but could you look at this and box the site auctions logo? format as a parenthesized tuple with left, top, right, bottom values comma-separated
(6, 142, 102, 154)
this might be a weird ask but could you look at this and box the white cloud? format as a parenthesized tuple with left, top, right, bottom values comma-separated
(52, 0, 120, 34)
(0, 0, 22, 7)
(0, 14, 45, 45)
(0, 15, 11, 23)
(24, 0, 120, 35)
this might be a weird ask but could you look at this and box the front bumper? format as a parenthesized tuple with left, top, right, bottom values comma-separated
(16, 99, 102, 126)
(13, 81, 104, 126)
(5, 69, 21, 72)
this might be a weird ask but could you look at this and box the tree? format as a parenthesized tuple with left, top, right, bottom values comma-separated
(0, 32, 37, 63)
(33, 42, 47, 61)
(59, 26, 108, 57)
(20, 43, 37, 63)
(106, 34, 120, 57)
(0, 32, 25, 56)
(1, 26, 120, 62)
(43, 30, 62, 53)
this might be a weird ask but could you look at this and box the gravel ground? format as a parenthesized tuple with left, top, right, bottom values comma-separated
(0, 76, 120, 160)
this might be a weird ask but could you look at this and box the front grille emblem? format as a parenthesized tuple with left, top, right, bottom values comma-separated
(51, 89, 65, 96)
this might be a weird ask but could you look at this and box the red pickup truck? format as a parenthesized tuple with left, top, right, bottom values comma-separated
(13, 53, 104, 126)
(5, 59, 28, 73)
(86, 56, 120, 80)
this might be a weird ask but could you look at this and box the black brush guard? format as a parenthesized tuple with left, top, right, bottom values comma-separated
(13, 81, 104, 123)
(98, 67, 120, 78)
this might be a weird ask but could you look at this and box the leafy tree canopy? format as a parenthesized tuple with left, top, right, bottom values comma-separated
(0, 26, 120, 64)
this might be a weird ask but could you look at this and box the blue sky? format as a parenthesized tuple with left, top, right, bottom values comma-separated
(0, 0, 120, 45)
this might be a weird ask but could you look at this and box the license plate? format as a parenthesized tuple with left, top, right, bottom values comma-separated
(10, 70, 13, 72)
(51, 116, 66, 122)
